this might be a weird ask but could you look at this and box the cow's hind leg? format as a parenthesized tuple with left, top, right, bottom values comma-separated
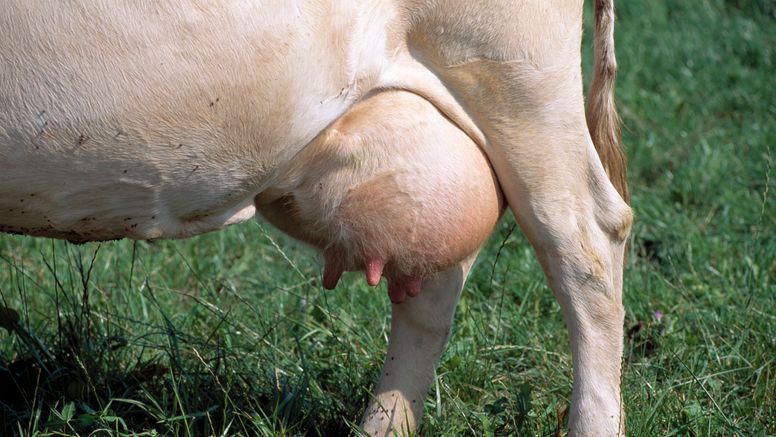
(522, 172, 631, 436)
(484, 109, 632, 435)
(360, 253, 477, 436)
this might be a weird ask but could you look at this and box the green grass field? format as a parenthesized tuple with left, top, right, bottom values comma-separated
(1, 1, 774, 435)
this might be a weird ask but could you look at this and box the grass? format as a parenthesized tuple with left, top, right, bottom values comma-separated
(1, 0, 774, 435)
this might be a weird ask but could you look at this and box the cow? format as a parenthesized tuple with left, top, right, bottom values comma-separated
(0, 1, 633, 435)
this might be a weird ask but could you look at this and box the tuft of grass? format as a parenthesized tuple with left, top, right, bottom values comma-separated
(1, 0, 774, 435)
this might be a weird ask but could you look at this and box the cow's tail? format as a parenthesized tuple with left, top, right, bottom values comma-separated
(587, 0, 629, 204)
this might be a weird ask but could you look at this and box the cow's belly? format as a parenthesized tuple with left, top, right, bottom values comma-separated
(0, 156, 261, 241)
(0, 0, 394, 241)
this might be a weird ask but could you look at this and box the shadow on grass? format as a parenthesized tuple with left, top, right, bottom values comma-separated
(0, 243, 367, 436)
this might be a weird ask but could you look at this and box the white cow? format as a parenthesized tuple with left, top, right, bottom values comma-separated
(0, 1, 633, 435)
